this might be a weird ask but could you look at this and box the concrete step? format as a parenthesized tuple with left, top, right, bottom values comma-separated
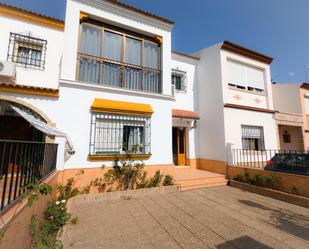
(175, 176, 228, 191)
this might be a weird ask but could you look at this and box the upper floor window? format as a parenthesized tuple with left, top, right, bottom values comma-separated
(171, 69, 186, 92)
(227, 60, 265, 94)
(7, 33, 47, 70)
(78, 22, 161, 93)
(241, 125, 265, 151)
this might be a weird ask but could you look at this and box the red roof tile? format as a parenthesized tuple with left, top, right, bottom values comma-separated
(172, 109, 199, 120)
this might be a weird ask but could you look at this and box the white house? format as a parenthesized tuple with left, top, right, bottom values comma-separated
(193, 41, 278, 172)
(0, 0, 280, 188)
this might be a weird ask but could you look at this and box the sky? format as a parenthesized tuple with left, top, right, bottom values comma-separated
(1, 0, 309, 83)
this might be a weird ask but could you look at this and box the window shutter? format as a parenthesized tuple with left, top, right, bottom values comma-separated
(246, 66, 264, 90)
(227, 61, 246, 87)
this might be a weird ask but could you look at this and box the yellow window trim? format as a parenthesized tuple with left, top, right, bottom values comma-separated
(0, 85, 59, 97)
(91, 98, 153, 116)
(88, 153, 151, 162)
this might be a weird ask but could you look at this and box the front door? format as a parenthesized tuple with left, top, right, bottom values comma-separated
(172, 127, 186, 166)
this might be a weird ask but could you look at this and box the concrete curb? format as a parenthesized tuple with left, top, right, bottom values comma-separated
(229, 180, 309, 208)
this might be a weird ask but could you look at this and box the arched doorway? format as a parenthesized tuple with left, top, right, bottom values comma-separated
(0, 99, 58, 211)
(0, 100, 46, 142)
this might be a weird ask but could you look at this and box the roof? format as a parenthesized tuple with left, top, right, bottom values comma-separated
(172, 109, 200, 120)
(0, 75, 59, 97)
(91, 98, 153, 116)
(0, 2, 64, 30)
(105, 0, 174, 25)
(172, 51, 200, 61)
(301, 83, 309, 90)
(221, 41, 273, 65)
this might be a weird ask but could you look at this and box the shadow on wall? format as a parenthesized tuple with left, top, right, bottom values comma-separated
(216, 235, 273, 249)
(238, 199, 309, 241)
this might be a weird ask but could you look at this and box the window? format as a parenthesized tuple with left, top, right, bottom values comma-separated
(7, 33, 47, 70)
(78, 22, 161, 93)
(241, 125, 265, 151)
(227, 60, 265, 93)
(89, 113, 151, 155)
(171, 69, 186, 91)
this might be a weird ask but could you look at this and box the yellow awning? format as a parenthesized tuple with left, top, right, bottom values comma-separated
(91, 98, 153, 116)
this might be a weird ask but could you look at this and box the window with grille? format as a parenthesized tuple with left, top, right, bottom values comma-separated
(7, 33, 47, 70)
(89, 113, 151, 155)
(241, 125, 265, 151)
(171, 69, 186, 91)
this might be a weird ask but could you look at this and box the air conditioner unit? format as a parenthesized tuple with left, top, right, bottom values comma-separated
(0, 61, 16, 78)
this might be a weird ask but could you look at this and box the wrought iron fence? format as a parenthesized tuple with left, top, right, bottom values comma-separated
(231, 149, 309, 175)
(0, 140, 58, 212)
(77, 53, 161, 93)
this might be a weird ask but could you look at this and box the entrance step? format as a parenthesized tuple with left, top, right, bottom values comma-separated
(174, 169, 227, 191)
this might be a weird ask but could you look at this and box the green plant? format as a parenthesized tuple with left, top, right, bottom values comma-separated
(57, 178, 79, 201)
(44, 201, 71, 233)
(29, 215, 63, 249)
(104, 159, 145, 191)
(163, 175, 174, 186)
(233, 172, 280, 189)
(27, 180, 53, 207)
(90, 177, 106, 193)
(147, 170, 163, 188)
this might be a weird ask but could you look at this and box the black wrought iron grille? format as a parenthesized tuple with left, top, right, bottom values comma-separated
(0, 140, 58, 213)
(172, 69, 187, 92)
(89, 113, 151, 155)
(7, 32, 47, 70)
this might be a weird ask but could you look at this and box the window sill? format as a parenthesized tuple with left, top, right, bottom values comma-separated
(228, 85, 266, 96)
(88, 153, 152, 161)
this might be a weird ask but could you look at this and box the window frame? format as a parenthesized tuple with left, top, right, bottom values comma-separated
(89, 112, 151, 157)
(171, 69, 187, 92)
(227, 59, 266, 95)
(77, 21, 162, 92)
(7, 32, 47, 70)
(241, 125, 265, 151)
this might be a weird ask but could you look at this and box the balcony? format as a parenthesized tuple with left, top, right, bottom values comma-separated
(77, 53, 161, 93)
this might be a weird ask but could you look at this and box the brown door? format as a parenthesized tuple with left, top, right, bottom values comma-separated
(172, 127, 186, 166)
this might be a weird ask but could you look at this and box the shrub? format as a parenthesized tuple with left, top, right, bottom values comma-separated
(163, 175, 174, 186)
(233, 172, 280, 189)
(147, 170, 163, 188)
(57, 178, 79, 201)
(26, 180, 53, 207)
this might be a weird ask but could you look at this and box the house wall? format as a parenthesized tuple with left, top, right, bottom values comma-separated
(278, 125, 303, 151)
(224, 108, 278, 150)
(272, 84, 302, 114)
(171, 53, 199, 161)
(220, 50, 274, 110)
(299, 87, 309, 150)
(0, 15, 63, 89)
(193, 44, 226, 163)
(61, 0, 173, 95)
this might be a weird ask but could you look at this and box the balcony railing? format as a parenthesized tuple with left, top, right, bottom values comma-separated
(0, 140, 58, 213)
(77, 53, 162, 94)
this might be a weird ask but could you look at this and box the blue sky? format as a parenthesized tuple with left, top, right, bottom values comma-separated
(2, 0, 309, 83)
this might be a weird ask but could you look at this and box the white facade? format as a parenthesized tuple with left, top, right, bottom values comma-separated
(0, 15, 63, 89)
(0, 1, 281, 172)
(193, 43, 278, 162)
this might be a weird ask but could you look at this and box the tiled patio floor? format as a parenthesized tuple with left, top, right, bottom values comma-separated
(61, 186, 309, 249)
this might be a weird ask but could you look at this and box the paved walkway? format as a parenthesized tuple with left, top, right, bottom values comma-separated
(61, 186, 309, 249)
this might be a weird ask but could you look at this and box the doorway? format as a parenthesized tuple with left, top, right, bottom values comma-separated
(172, 127, 186, 166)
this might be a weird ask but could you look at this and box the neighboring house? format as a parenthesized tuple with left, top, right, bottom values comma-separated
(0, 0, 281, 186)
(193, 41, 278, 172)
(272, 83, 309, 151)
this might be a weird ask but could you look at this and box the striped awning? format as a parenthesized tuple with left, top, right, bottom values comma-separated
(91, 98, 153, 116)
(172, 109, 199, 120)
